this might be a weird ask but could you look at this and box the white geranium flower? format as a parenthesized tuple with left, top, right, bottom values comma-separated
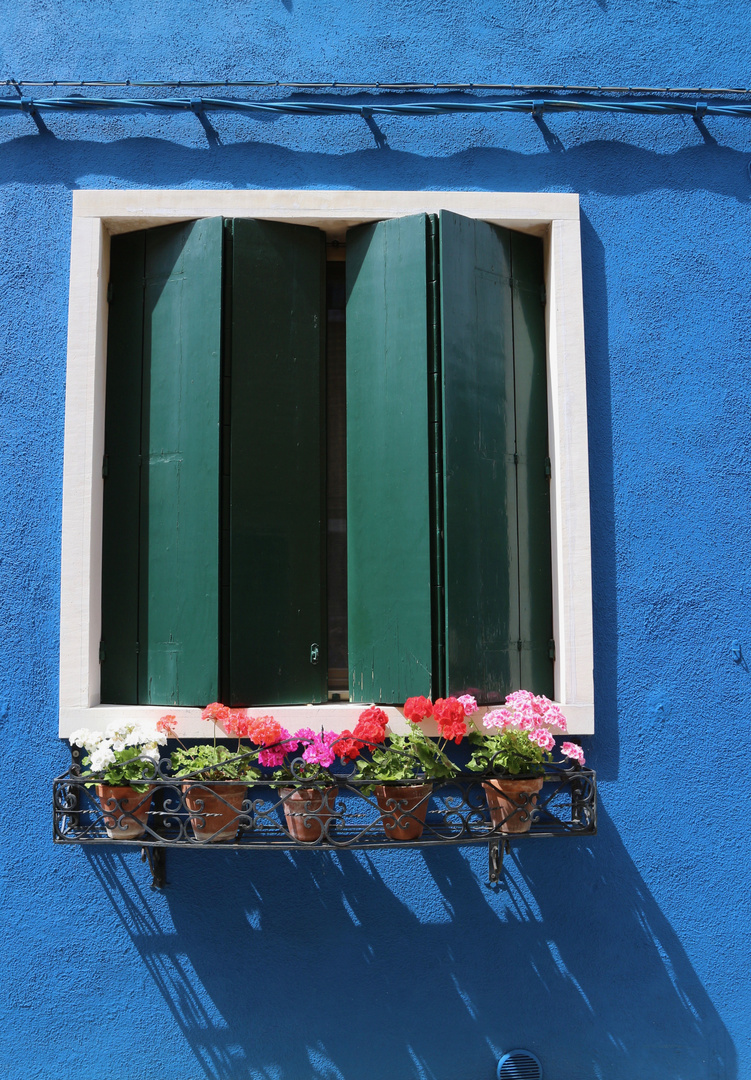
(105, 722, 128, 744)
(69, 728, 103, 750)
(90, 745, 116, 772)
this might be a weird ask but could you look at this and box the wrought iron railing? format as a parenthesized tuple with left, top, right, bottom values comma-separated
(53, 760, 596, 887)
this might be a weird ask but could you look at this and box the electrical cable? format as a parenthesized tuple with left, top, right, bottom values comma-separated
(2, 94, 751, 119)
(3, 79, 751, 94)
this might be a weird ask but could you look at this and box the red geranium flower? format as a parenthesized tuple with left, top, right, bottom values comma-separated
(404, 695, 433, 722)
(157, 714, 177, 736)
(433, 697, 467, 744)
(223, 709, 249, 738)
(201, 701, 229, 723)
(353, 706, 388, 748)
(332, 730, 362, 763)
(247, 715, 283, 747)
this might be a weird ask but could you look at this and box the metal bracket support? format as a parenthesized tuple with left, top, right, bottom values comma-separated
(488, 837, 510, 884)
(69, 745, 82, 776)
(141, 846, 167, 890)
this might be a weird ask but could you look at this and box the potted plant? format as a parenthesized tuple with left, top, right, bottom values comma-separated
(170, 707, 262, 842)
(272, 727, 342, 843)
(68, 720, 167, 839)
(348, 699, 461, 840)
(466, 690, 586, 833)
(202, 703, 340, 843)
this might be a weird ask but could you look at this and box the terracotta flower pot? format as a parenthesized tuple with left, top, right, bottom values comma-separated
(483, 776, 544, 834)
(96, 784, 154, 839)
(280, 786, 339, 843)
(375, 783, 432, 841)
(182, 783, 247, 842)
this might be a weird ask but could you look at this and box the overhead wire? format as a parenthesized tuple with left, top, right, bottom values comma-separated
(2, 94, 751, 119)
(3, 79, 751, 94)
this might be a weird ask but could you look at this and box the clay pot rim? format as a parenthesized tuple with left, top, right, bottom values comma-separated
(483, 775, 545, 787)
(373, 780, 432, 788)
(180, 781, 248, 792)
(278, 785, 339, 796)
(95, 782, 155, 800)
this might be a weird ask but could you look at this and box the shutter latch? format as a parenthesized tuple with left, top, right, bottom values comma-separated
(310, 643, 320, 665)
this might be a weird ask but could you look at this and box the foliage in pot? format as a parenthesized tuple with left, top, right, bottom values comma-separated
(168, 714, 261, 842)
(68, 720, 167, 838)
(348, 699, 462, 840)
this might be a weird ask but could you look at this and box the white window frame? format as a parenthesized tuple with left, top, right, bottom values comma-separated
(60, 189, 594, 738)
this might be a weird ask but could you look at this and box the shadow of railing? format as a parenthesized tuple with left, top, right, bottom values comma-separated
(84, 799, 736, 1080)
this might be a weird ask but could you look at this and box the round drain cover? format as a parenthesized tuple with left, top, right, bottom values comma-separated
(497, 1049, 543, 1080)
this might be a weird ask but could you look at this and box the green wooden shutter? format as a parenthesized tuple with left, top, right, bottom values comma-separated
(228, 219, 327, 705)
(101, 230, 146, 703)
(439, 211, 553, 700)
(439, 211, 519, 700)
(346, 215, 433, 702)
(102, 219, 223, 706)
(138, 218, 223, 705)
(510, 231, 554, 697)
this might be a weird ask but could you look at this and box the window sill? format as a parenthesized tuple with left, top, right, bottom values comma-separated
(59, 701, 594, 739)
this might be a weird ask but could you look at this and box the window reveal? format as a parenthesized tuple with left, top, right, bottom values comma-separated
(101, 213, 552, 709)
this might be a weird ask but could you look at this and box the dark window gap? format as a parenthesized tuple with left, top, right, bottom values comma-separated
(326, 256, 348, 697)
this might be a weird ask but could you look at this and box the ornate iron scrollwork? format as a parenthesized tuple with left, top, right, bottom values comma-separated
(53, 758, 596, 888)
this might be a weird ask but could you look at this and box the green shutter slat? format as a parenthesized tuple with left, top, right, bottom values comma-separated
(439, 211, 519, 701)
(228, 219, 327, 706)
(346, 215, 433, 702)
(138, 218, 223, 705)
(511, 231, 554, 697)
(101, 230, 145, 703)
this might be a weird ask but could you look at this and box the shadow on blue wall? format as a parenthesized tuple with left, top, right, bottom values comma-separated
(580, 212, 618, 783)
(85, 803, 736, 1080)
(0, 130, 750, 204)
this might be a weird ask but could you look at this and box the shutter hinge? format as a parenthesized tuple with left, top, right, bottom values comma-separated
(135, 641, 140, 655)
(548, 639, 556, 660)
(310, 643, 320, 665)
(99, 640, 105, 663)
(540, 284, 547, 306)
(513, 452, 519, 465)
(102, 454, 108, 478)
(517, 640, 523, 652)
(545, 457, 551, 477)
(107, 282, 113, 303)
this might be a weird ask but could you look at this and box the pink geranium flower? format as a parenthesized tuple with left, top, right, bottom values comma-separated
(457, 694, 479, 716)
(561, 741, 586, 766)
(530, 727, 555, 752)
(259, 728, 298, 767)
(483, 708, 515, 730)
(301, 730, 339, 769)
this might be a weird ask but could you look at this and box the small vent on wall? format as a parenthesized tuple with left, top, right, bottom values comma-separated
(497, 1049, 543, 1080)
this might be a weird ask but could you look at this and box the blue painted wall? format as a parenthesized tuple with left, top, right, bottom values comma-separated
(2, 2, 750, 1078)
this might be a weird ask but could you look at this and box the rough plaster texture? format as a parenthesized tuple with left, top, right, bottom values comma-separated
(1, 2, 751, 1078)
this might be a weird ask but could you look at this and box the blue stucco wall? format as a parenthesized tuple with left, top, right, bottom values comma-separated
(2, 3, 751, 1078)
